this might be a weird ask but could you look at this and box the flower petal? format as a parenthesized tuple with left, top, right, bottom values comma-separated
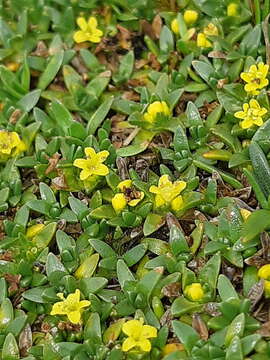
(240, 118, 253, 129)
(122, 320, 143, 337)
(122, 337, 137, 352)
(141, 325, 157, 339)
(80, 169, 91, 180)
(155, 194, 166, 208)
(88, 16, 98, 28)
(73, 159, 88, 169)
(250, 99, 259, 109)
(85, 147, 97, 158)
(78, 300, 91, 309)
(92, 164, 109, 176)
(73, 30, 89, 43)
(138, 339, 152, 352)
(50, 301, 66, 315)
(149, 185, 159, 194)
(118, 180, 132, 191)
(77, 17, 88, 31)
(68, 311, 81, 324)
(97, 150, 109, 162)
(159, 174, 171, 187)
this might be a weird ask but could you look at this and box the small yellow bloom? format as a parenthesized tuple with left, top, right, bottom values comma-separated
(197, 33, 212, 48)
(50, 289, 90, 324)
(234, 99, 267, 129)
(0, 130, 25, 159)
(183, 10, 198, 26)
(73, 147, 109, 181)
(163, 343, 185, 356)
(227, 2, 238, 16)
(111, 180, 144, 213)
(73, 16, 103, 44)
(258, 264, 270, 280)
(144, 101, 170, 123)
(122, 319, 157, 352)
(184, 283, 204, 301)
(171, 18, 179, 34)
(203, 23, 218, 36)
(240, 63, 269, 96)
(149, 175, 186, 211)
(26, 224, 45, 238)
(240, 209, 251, 221)
(6, 62, 20, 72)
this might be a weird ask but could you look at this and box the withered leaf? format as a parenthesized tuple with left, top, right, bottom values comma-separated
(19, 324, 32, 357)
(192, 313, 209, 340)
(248, 280, 264, 310)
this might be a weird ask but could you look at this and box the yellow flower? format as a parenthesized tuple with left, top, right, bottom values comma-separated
(149, 175, 186, 211)
(26, 224, 45, 238)
(171, 18, 179, 34)
(258, 264, 270, 280)
(234, 99, 267, 129)
(184, 283, 204, 301)
(163, 343, 185, 356)
(227, 2, 238, 16)
(240, 209, 251, 221)
(73, 16, 103, 44)
(122, 319, 157, 352)
(203, 23, 218, 36)
(183, 10, 198, 26)
(197, 33, 212, 48)
(258, 266, 270, 298)
(240, 63, 269, 95)
(50, 289, 90, 324)
(73, 147, 109, 181)
(6, 62, 20, 72)
(0, 130, 25, 159)
(144, 101, 170, 123)
(111, 180, 144, 213)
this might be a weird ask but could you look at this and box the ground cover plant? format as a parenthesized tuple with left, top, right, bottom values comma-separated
(2, 0, 270, 359)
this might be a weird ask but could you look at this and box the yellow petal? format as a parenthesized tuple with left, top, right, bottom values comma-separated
(122, 320, 143, 337)
(80, 169, 91, 180)
(77, 17, 88, 31)
(78, 300, 91, 309)
(88, 16, 98, 28)
(141, 325, 157, 339)
(122, 337, 137, 352)
(50, 301, 66, 315)
(174, 180, 187, 193)
(155, 194, 166, 208)
(244, 83, 258, 92)
(171, 195, 184, 211)
(128, 192, 144, 206)
(149, 185, 159, 194)
(240, 73, 252, 82)
(88, 35, 102, 43)
(92, 163, 109, 176)
(258, 264, 270, 279)
(112, 193, 127, 212)
(250, 99, 259, 109)
(138, 339, 152, 352)
(118, 180, 132, 191)
(249, 64, 257, 73)
(159, 174, 171, 187)
(258, 63, 269, 77)
(171, 18, 179, 34)
(240, 118, 253, 129)
(253, 117, 263, 126)
(234, 111, 246, 119)
(66, 289, 80, 305)
(68, 311, 81, 324)
(73, 158, 88, 169)
(161, 101, 170, 115)
(85, 147, 97, 158)
(183, 10, 198, 25)
(97, 150, 109, 162)
(73, 30, 89, 43)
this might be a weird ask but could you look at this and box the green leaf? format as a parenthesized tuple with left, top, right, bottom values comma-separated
(2, 333, 19, 359)
(17, 89, 41, 112)
(241, 209, 270, 243)
(84, 312, 102, 342)
(87, 96, 114, 135)
(172, 320, 200, 354)
(117, 259, 135, 289)
(217, 274, 239, 301)
(37, 50, 64, 89)
(143, 213, 165, 236)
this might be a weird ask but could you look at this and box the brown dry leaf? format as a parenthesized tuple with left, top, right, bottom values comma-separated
(4, 273, 21, 294)
(148, 53, 161, 71)
(192, 313, 209, 340)
(117, 25, 132, 49)
(261, 232, 270, 260)
(0, 251, 13, 261)
(208, 51, 226, 59)
(152, 15, 162, 38)
(162, 282, 181, 298)
(204, 303, 222, 317)
(19, 324, 32, 357)
(116, 157, 129, 180)
(257, 321, 270, 337)
(31, 41, 49, 57)
(140, 20, 156, 39)
(51, 175, 68, 190)
(9, 109, 22, 124)
(248, 280, 265, 310)
(45, 153, 61, 175)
